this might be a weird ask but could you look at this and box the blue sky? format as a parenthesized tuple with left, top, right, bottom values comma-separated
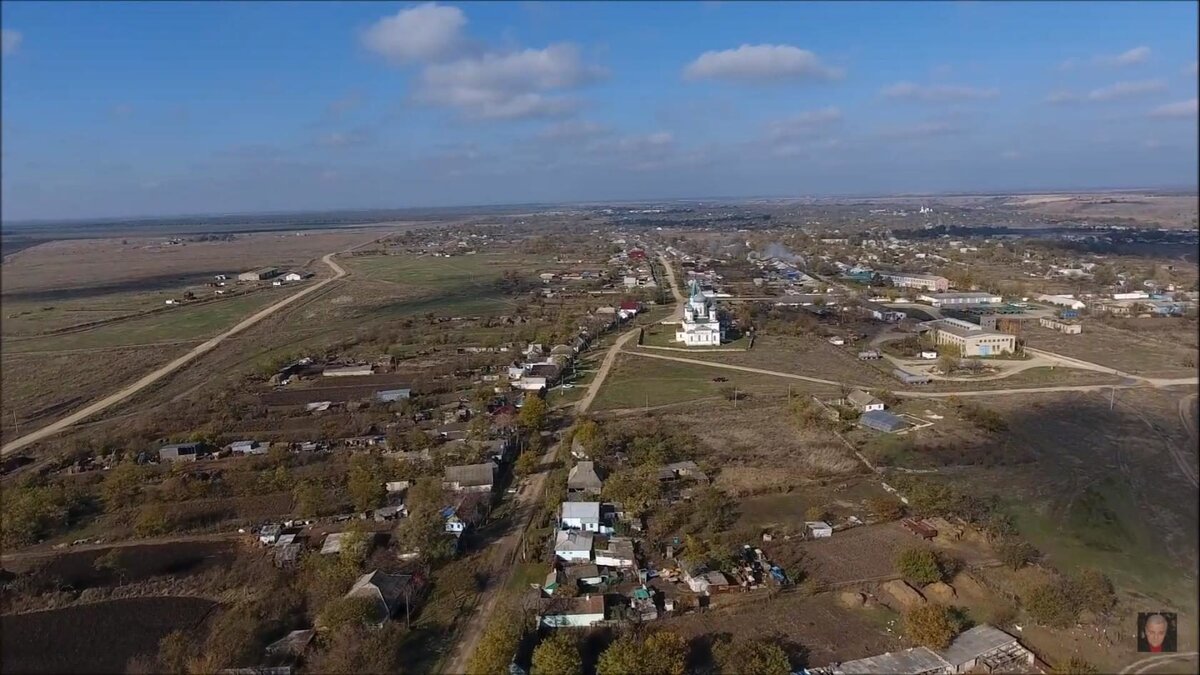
(2, 1, 1197, 221)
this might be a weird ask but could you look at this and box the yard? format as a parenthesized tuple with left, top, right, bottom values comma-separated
(1024, 319, 1198, 378)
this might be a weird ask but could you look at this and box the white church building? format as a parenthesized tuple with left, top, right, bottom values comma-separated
(675, 280, 725, 346)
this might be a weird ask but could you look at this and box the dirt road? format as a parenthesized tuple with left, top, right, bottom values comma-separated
(1120, 652, 1199, 674)
(658, 252, 686, 317)
(0, 531, 241, 564)
(441, 438, 558, 675)
(1, 246, 363, 457)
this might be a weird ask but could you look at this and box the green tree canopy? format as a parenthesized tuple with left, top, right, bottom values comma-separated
(904, 604, 963, 650)
(711, 637, 791, 675)
(894, 547, 945, 585)
(531, 632, 583, 675)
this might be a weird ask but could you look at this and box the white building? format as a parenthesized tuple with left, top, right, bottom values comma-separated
(1037, 294, 1086, 310)
(539, 595, 605, 628)
(918, 292, 1003, 308)
(675, 280, 725, 346)
(560, 502, 602, 532)
(554, 530, 594, 562)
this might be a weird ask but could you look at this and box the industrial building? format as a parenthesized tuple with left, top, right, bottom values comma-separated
(881, 272, 950, 292)
(931, 318, 1016, 357)
(917, 292, 1003, 308)
(1040, 317, 1082, 334)
(237, 267, 281, 281)
(858, 410, 907, 433)
(1037, 294, 1086, 310)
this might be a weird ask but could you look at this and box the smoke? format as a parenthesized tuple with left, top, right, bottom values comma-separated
(763, 242, 807, 269)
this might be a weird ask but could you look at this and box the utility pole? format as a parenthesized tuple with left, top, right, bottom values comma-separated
(1110, 386, 1116, 411)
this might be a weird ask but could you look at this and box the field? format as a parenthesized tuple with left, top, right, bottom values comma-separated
(0, 597, 218, 674)
(1025, 320, 1199, 378)
(589, 352, 835, 412)
(796, 522, 995, 586)
(343, 252, 547, 317)
(661, 335, 898, 388)
(2, 540, 238, 590)
(939, 388, 1199, 611)
(1002, 192, 1199, 229)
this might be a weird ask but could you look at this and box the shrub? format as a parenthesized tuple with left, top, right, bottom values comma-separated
(1066, 569, 1115, 616)
(904, 604, 963, 650)
(1051, 656, 1099, 674)
(895, 547, 944, 585)
(1025, 582, 1078, 628)
(997, 539, 1039, 570)
(866, 495, 905, 520)
(711, 637, 791, 675)
(532, 632, 583, 675)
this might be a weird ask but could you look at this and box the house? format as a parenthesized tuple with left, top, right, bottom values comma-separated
(375, 389, 412, 402)
(441, 505, 467, 535)
(554, 530, 594, 562)
(274, 543, 302, 569)
(238, 267, 281, 282)
(323, 365, 374, 377)
(560, 501, 603, 532)
(805, 521, 833, 538)
(320, 532, 347, 555)
(228, 440, 267, 455)
(658, 461, 709, 483)
(539, 594, 606, 628)
(543, 568, 563, 596)
(265, 629, 315, 660)
(567, 461, 603, 496)
(859, 410, 908, 433)
(159, 442, 202, 463)
(443, 462, 497, 493)
(564, 563, 607, 587)
(512, 377, 548, 391)
(858, 350, 882, 360)
(344, 570, 422, 624)
(618, 299, 641, 314)
(594, 537, 637, 568)
(282, 272, 312, 282)
(683, 567, 731, 594)
(847, 389, 885, 412)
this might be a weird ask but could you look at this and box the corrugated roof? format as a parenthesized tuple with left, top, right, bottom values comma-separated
(554, 530, 595, 551)
(939, 625, 1018, 666)
(567, 461, 603, 490)
(443, 462, 496, 487)
(834, 647, 949, 674)
(561, 501, 601, 521)
(859, 410, 907, 432)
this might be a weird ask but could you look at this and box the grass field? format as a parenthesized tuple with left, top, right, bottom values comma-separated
(343, 253, 547, 317)
(589, 352, 825, 411)
(1025, 320, 1199, 378)
(2, 291, 288, 353)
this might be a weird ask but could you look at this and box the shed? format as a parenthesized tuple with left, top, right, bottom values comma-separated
(805, 521, 833, 538)
(375, 389, 412, 402)
(567, 461, 603, 495)
(344, 570, 421, 624)
(159, 442, 202, 463)
(859, 410, 908, 433)
(893, 369, 932, 385)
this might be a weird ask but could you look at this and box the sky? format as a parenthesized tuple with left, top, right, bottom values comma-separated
(1, 1, 1198, 222)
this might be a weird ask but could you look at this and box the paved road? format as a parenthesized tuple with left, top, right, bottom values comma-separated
(1120, 652, 1199, 674)
(1, 244, 366, 457)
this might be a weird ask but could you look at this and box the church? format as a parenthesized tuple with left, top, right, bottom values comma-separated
(675, 280, 725, 346)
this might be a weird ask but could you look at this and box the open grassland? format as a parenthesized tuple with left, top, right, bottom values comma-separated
(0, 228, 387, 299)
(2, 290, 289, 353)
(663, 334, 898, 388)
(1, 345, 191, 444)
(343, 252, 547, 317)
(939, 388, 1199, 612)
(1025, 319, 1199, 378)
(589, 352, 835, 412)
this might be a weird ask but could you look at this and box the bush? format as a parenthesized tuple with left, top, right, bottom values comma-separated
(1051, 656, 1099, 674)
(1025, 582, 1078, 628)
(904, 604, 963, 649)
(894, 547, 944, 585)
(804, 505, 830, 522)
(1066, 569, 1115, 616)
(532, 632, 583, 675)
(711, 637, 791, 675)
(867, 495, 905, 520)
(997, 539, 1039, 570)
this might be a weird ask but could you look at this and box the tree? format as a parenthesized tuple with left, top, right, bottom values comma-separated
(711, 637, 791, 675)
(135, 503, 171, 537)
(1051, 657, 1099, 674)
(937, 352, 958, 375)
(519, 394, 549, 433)
(639, 631, 688, 675)
(602, 465, 662, 518)
(904, 604, 962, 650)
(573, 419, 602, 450)
(347, 454, 385, 512)
(93, 548, 128, 584)
(1025, 582, 1079, 628)
(532, 632, 583, 675)
(894, 547, 944, 585)
(515, 450, 539, 477)
(997, 539, 1039, 570)
(101, 461, 144, 509)
(319, 596, 380, 631)
(1067, 569, 1115, 616)
(307, 622, 407, 674)
(596, 634, 643, 675)
(467, 608, 523, 674)
(293, 480, 324, 518)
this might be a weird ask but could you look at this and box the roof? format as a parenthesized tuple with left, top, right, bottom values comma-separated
(556, 594, 605, 616)
(320, 532, 346, 555)
(859, 410, 907, 432)
(554, 530, 595, 552)
(922, 292, 1001, 300)
(266, 629, 315, 657)
(443, 462, 497, 487)
(564, 563, 602, 579)
(806, 521, 833, 531)
(561, 501, 601, 521)
(847, 390, 881, 407)
(567, 461, 604, 491)
(597, 537, 635, 559)
(834, 647, 949, 674)
(939, 625, 1019, 666)
(346, 570, 416, 621)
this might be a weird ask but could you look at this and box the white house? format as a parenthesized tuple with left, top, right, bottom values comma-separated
(675, 280, 725, 346)
(560, 502, 603, 532)
(847, 390, 885, 412)
(805, 521, 833, 538)
(594, 537, 637, 569)
(284, 272, 303, 282)
(539, 595, 605, 628)
(554, 530, 594, 562)
(229, 440, 267, 455)
(512, 377, 548, 391)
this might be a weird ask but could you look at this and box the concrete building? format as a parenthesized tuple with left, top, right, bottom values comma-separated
(1037, 294, 1086, 310)
(821, 624, 1034, 675)
(918, 292, 1003, 308)
(159, 442, 202, 462)
(323, 365, 374, 377)
(1039, 317, 1082, 334)
(237, 267, 281, 282)
(881, 272, 950, 292)
(933, 319, 1016, 357)
(539, 594, 605, 628)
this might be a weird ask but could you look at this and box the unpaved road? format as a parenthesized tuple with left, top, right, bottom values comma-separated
(440, 435, 557, 674)
(0, 531, 241, 564)
(2, 247, 361, 457)
(1121, 652, 1200, 674)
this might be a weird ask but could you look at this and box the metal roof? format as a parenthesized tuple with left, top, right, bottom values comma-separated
(939, 625, 1019, 666)
(443, 462, 496, 487)
(833, 647, 949, 674)
(859, 410, 907, 432)
(561, 501, 601, 521)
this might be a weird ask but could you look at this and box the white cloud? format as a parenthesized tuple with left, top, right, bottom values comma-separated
(362, 3, 468, 64)
(882, 81, 998, 102)
(683, 44, 844, 83)
(1047, 79, 1168, 104)
(416, 44, 605, 120)
(766, 106, 842, 141)
(2, 29, 22, 56)
(537, 120, 610, 142)
(1060, 45, 1151, 71)
(1149, 98, 1198, 118)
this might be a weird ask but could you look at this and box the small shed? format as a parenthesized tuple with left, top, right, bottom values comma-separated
(805, 521, 833, 538)
(894, 368, 932, 385)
